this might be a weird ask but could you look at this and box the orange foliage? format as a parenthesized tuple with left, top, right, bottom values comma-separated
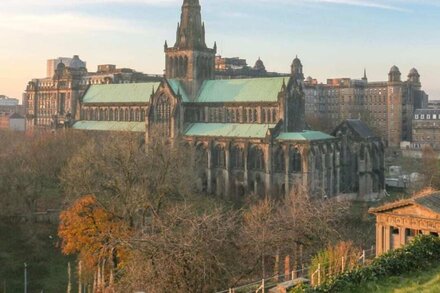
(58, 195, 131, 272)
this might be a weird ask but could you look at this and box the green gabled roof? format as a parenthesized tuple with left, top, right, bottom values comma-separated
(276, 131, 335, 141)
(73, 121, 145, 133)
(82, 82, 160, 104)
(195, 77, 286, 103)
(167, 79, 190, 102)
(185, 123, 277, 138)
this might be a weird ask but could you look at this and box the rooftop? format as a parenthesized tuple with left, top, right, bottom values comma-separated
(195, 77, 285, 103)
(184, 123, 276, 138)
(276, 131, 335, 141)
(73, 121, 145, 132)
(369, 189, 440, 215)
(82, 82, 160, 104)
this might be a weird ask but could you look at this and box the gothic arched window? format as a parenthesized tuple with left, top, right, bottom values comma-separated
(231, 145, 244, 170)
(153, 95, 172, 137)
(274, 146, 285, 173)
(195, 144, 208, 168)
(290, 147, 302, 173)
(213, 145, 226, 168)
(249, 146, 265, 171)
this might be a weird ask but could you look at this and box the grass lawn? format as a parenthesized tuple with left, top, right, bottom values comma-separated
(353, 265, 440, 293)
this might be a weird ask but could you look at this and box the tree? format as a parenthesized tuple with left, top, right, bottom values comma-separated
(58, 195, 131, 290)
(421, 145, 440, 188)
(61, 131, 197, 227)
(115, 201, 241, 293)
(0, 130, 89, 217)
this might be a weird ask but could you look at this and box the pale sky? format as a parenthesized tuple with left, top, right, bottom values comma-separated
(1, 0, 439, 101)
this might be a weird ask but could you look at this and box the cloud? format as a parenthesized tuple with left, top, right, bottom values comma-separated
(0, 13, 144, 34)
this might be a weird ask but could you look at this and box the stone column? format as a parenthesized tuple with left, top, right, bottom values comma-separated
(301, 147, 309, 191)
(244, 145, 249, 192)
(376, 223, 383, 256)
(285, 146, 290, 197)
(384, 225, 391, 253)
(265, 145, 272, 197)
(399, 227, 406, 249)
(225, 144, 231, 198)
(207, 143, 212, 194)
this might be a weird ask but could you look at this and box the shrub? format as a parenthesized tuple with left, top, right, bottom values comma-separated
(308, 235, 440, 292)
(309, 241, 361, 286)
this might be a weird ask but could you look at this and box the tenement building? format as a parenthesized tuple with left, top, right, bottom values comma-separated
(303, 68, 429, 147)
(71, 0, 385, 200)
(23, 55, 162, 130)
(411, 109, 440, 150)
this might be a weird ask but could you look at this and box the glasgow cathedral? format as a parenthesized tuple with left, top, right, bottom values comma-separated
(24, 0, 385, 201)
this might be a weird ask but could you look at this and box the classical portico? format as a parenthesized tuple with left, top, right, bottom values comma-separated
(370, 191, 440, 256)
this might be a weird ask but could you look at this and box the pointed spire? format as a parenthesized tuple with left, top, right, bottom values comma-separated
(175, 0, 206, 49)
(213, 41, 217, 53)
(164, 40, 168, 50)
(362, 68, 368, 81)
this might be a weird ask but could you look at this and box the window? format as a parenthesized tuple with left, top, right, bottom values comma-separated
(434, 115, 438, 120)
(427, 115, 431, 120)
(415, 114, 419, 119)
(421, 115, 425, 119)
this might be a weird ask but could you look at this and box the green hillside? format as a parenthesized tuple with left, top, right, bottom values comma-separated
(355, 265, 440, 293)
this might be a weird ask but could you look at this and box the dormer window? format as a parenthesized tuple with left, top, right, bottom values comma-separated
(421, 115, 425, 119)
(434, 115, 437, 120)
(415, 115, 419, 120)
(427, 115, 431, 119)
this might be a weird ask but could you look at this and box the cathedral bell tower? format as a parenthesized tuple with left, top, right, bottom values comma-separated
(165, 0, 217, 99)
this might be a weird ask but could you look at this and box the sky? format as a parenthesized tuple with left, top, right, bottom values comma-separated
(0, 0, 439, 101)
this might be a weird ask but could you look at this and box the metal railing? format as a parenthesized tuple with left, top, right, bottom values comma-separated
(217, 247, 375, 293)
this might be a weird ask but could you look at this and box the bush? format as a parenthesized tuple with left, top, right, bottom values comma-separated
(309, 241, 361, 286)
(309, 235, 440, 292)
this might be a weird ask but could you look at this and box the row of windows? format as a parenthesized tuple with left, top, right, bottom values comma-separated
(82, 108, 147, 122)
(415, 114, 440, 120)
(186, 107, 278, 124)
(197, 145, 302, 173)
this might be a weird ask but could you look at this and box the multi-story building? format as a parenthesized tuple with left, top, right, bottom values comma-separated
(215, 55, 287, 79)
(0, 95, 24, 116)
(0, 95, 19, 106)
(411, 109, 440, 150)
(23, 56, 162, 130)
(71, 0, 385, 201)
(304, 68, 429, 147)
(0, 113, 26, 131)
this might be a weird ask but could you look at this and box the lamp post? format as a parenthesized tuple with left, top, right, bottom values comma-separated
(24, 263, 27, 293)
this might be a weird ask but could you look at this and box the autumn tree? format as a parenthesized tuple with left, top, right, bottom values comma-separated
(58, 195, 131, 291)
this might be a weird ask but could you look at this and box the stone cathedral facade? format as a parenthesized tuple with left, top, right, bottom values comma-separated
(72, 0, 385, 200)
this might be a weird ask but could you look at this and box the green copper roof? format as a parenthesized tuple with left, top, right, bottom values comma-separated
(82, 82, 160, 104)
(185, 123, 277, 138)
(276, 131, 335, 141)
(196, 77, 286, 103)
(167, 79, 190, 102)
(73, 121, 145, 132)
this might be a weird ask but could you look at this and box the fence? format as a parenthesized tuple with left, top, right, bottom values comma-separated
(217, 247, 375, 293)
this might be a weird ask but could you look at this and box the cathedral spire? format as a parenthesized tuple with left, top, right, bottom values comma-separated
(362, 68, 368, 82)
(175, 0, 206, 49)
